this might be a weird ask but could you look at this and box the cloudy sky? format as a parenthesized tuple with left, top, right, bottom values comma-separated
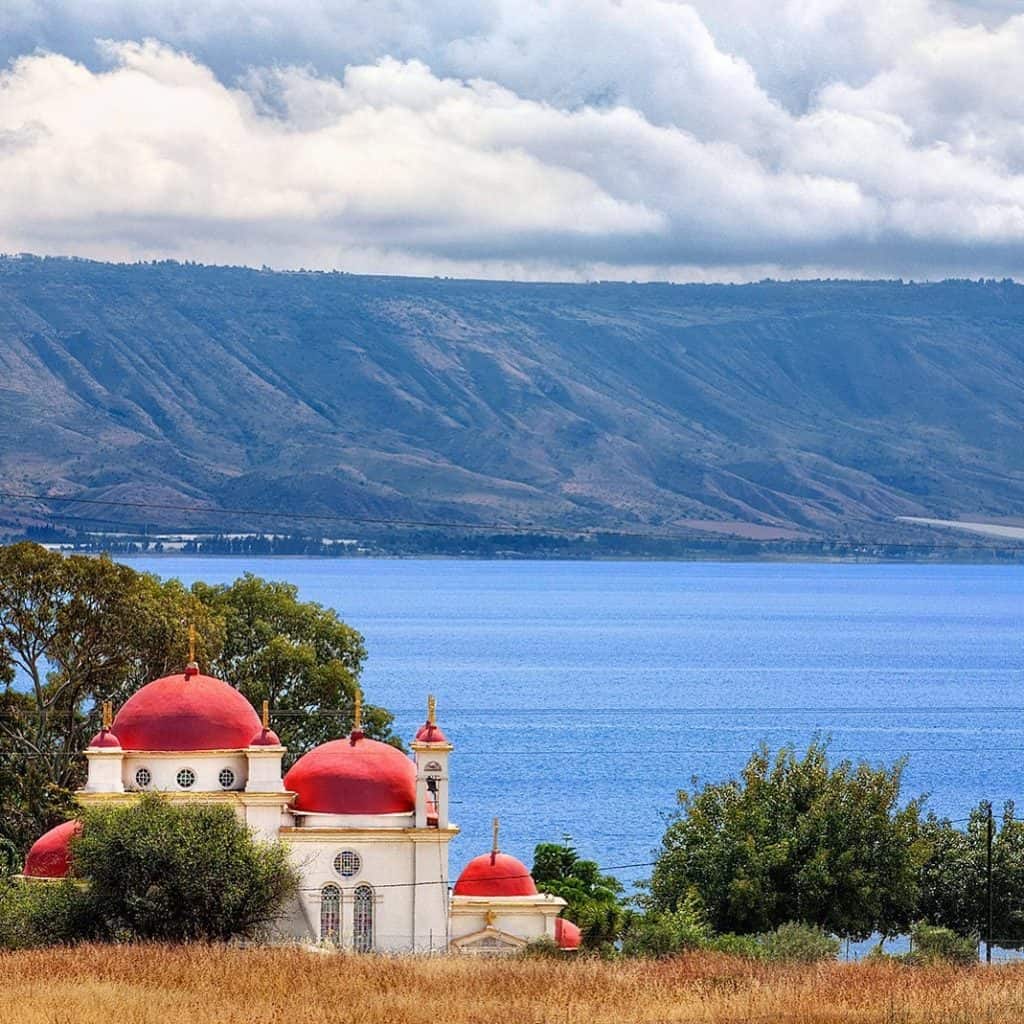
(2, 0, 1023, 281)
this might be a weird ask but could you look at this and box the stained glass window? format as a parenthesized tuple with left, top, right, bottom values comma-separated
(320, 884, 341, 946)
(353, 884, 374, 953)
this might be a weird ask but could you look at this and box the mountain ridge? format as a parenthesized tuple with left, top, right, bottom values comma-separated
(2, 255, 1023, 544)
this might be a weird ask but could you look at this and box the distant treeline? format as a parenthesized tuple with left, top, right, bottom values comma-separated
(16, 525, 1024, 562)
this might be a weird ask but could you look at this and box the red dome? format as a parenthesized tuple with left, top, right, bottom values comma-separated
(284, 735, 416, 815)
(414, 721, 449, 744)
(24, 820, 81, 878)
(112, 673, 261, 751)
(88, 728, 121, 749)
(555, 917, 583, 950)
(454, 852, 538, 897)
(250, 727, 282, 747)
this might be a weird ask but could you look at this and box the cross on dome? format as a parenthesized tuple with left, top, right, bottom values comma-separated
(184, 623, 199, 680)
(349, 688, 364, 743)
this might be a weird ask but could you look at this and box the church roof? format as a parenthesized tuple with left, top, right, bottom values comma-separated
(87, 727, 122, 749)
(112, 672, 262, 751)
(284, 734, 417, 815)
(555, 916, 582, 950)
(453, 851, 538, 897)
(24, 820, 81, 879)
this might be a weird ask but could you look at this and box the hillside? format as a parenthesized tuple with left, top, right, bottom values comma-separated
(2, 256, 1024, 546)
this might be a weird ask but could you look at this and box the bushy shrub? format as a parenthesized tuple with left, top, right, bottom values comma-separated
(905, 923, 978, 966)
(0, 880, 100, 949)
(706, 932, 765, 959)
(759, 922, 840, 963)
(520, 936, 565, 958)
(622, 894, 711, 957)
(75, 795, 298, 942)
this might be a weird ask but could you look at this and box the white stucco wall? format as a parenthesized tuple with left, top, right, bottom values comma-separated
(122, 752, 249, 793)
(281, 829, 453, 952)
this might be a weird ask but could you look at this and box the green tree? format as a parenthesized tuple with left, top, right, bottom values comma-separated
(0, 543, 219, 850)
(648, 741, 925, 940)
(917, 801, 1024, 946)
(532, 838, 626, 947)
(0, 544, 392, 854)
(74, 795, 298, 941)
(192, 574, 394, 759)
(0, 837, 19, 878)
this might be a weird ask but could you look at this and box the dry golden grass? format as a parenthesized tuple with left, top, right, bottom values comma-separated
(3, 945, 1024, 1024)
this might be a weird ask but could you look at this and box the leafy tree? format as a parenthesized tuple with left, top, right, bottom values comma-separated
(0, 838, 19, 878)
(532, 838, 626, 947)
(0, 544, 393, 853)
(0, 543, 219, 849)
(74, 795, 298, 941)
(917, 801, 1024, 946)
(192, 573, 394, 759)
(648, 741, 926, 940)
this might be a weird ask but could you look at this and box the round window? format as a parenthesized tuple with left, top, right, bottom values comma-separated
(134, 767, 152, 789)
(176, 768, 196, 789)
(334, 850, 362, 878)
(218, 768, 235, 789)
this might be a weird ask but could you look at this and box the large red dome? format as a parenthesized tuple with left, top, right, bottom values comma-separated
(284, 735, 416, 815)
(24, 820, 81, 879)
(112, 673, 261, 751)
(453, 852, 538, 897)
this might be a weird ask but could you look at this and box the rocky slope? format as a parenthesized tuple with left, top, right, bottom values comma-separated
(2, 256, 1023, 541)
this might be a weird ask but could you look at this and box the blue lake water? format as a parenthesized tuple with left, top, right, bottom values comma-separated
(119, 557, 1024, 890)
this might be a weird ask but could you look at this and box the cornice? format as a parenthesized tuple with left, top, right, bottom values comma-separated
(76, 790, 295, 806)
(280, 825, 459, 841)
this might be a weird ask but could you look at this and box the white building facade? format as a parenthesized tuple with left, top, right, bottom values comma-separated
(24, 663, 581, 954)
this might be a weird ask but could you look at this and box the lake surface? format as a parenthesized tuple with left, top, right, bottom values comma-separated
(120, 557, 1024, 889)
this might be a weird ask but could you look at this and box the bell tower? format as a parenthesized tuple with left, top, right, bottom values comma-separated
(411, 695, 453, 829)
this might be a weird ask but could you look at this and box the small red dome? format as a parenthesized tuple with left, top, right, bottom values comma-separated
(414, 721, 449, 744)
(24, 820, 81, 878)
(555, 916, 583, 950)
(284, 735, 416, 815)
(112, 673, 261, 751)
(454, 852, 538, 897)
(88, 728, 121, 749)
(250, 727, 282, 746)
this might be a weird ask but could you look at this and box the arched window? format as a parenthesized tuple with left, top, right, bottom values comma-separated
(320, 884, 341, 946)
(353, 884, 374, 953)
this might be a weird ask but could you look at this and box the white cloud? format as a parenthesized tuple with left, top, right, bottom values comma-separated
(1, 2, 1024, 279)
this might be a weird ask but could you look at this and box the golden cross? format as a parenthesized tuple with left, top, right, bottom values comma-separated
(427, 694, 436, 726)
(353, 689, 362, 733)
(188, 623, 197, 663)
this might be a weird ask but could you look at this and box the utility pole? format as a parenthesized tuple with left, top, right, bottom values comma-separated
(986, 800, 994, 965)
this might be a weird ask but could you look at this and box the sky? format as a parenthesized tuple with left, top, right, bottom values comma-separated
(2, 0, 1024, 282)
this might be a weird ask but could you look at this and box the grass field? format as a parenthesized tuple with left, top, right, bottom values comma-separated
(3, 945, 1024, 1024)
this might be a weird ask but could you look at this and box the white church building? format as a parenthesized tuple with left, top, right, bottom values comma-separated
(20, 657, 581, 955)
